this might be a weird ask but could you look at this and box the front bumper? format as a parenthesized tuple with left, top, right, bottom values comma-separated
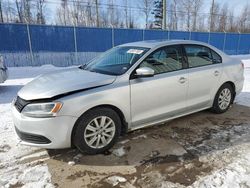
(12, 105, 77, 149)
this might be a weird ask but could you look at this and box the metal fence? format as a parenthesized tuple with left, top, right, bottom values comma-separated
(0, 23, 250, 67)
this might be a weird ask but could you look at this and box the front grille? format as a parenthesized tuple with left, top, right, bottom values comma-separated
(15, 127, 51, 144)
(14, 96, 29, 112)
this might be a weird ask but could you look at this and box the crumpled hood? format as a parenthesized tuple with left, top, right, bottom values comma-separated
(18, 67, 116, 100)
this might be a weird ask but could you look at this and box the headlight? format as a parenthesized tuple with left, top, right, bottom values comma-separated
(22, 102, 63, 118)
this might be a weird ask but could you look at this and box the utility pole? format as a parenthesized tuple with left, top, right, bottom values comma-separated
(210, 0, 215, 32)
(162, 0, 167, 30)
(95, 0, 99, 27)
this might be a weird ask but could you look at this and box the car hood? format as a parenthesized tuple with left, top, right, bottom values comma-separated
(18, 67, 116, 100)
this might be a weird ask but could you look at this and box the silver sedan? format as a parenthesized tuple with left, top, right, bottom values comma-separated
(12, 40, 244, 154)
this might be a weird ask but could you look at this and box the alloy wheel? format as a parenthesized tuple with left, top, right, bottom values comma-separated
(218, 88, 231, 110)
(84, 116, 116, 149)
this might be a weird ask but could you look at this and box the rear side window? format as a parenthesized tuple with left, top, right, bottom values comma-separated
(139, 45, 183, 74)
(211, 50, 222, 64)
(184, 45, 221, 68)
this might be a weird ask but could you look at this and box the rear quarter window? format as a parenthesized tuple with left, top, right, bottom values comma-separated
(184, 45, 222, 68)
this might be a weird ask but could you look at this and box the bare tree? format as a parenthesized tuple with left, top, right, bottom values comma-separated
(140, 0, 153, 29)
(209, 1, 220, 32)
(180, 0, 192, 30)
(124, 0, 129, 28)
(106, 0, 122, 27)
(15, 0, 23, 23)
(218, 3, 228, 32)
(36, 0, 45, 24)
(56, 0, 71, 26)
(228, 10, 236, 32)
(192, 0, 203, 31)
(238, 5, 250, 33)
(169, 0, 178, 30)
(23, 0, 33, 23)
(3, 0, 17, 22)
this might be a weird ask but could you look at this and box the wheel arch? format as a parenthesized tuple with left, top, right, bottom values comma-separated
(71, 104, 128, 147)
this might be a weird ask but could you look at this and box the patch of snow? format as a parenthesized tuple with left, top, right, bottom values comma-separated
(190, 144, 250, 188)
(20, 165, 53, 188)
(106, 176, 127, 186)
(119, 139, 130, 145)
(112, 146, 126, 157)
(132, 134, 147, 140)
(68, 161, 76, 166)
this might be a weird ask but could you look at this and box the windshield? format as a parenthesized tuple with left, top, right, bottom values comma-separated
(83, 46, 149, 75)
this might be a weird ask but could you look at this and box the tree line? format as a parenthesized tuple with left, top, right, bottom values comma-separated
(0, 0, 250, 33)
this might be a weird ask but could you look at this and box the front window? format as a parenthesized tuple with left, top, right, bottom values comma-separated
(139, 45, 184, 74)
(83, 46, 149, 75)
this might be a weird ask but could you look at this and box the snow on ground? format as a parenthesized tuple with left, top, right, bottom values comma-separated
(0, 56, 250, 187)
(235, 57, 250, 107)
(0, 65, 65, 188)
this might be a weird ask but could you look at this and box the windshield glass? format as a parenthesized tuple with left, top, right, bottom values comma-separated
(83, 46, 149, 75)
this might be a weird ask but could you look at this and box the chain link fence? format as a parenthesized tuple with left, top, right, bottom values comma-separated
(0, 23, 250, 67)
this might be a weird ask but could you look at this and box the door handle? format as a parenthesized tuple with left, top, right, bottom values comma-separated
(179, 77, 187, 84)
(214, 70, 220, 76)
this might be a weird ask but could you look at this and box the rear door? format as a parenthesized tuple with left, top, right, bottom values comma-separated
(130, 45, 188, 127)
(183, 44, 223, 111)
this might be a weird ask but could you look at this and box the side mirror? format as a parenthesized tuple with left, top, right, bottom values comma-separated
(135, 67, 155, 78)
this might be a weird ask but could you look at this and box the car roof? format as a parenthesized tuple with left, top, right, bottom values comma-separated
(119, 39, 212, 49)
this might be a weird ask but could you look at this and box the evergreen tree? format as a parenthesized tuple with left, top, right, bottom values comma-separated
(152, 0, 163, 29)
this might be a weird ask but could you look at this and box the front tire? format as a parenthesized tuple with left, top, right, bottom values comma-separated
(211, 83, 233, 114)
(73, 107, 121, 154)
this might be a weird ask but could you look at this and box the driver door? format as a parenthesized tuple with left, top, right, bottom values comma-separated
(129, 45, 188, 128)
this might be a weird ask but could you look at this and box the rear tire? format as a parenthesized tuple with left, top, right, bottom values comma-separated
(211, 83, 233, 114)
(73, 107, 121, 154)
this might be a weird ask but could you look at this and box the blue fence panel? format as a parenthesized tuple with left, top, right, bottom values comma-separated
(224, 33, 239, 55)
(169, 31, 190, 40)
(0, 24, 29, 52)
(114, 29, 143, 46)
(191, 32, 209, 43)
(209, 32, 225, 50)
(238, 34, 250, 54)
(77, 27, 112, 52)
(144, 30, 168, 40)
(29, 25, 75, 52)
